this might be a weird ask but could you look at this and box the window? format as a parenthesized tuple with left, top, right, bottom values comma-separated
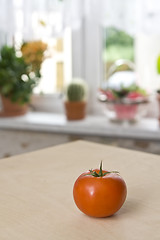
(1, 0, 160, 114)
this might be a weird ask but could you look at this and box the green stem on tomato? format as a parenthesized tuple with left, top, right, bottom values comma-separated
(86, 161, 119, 177)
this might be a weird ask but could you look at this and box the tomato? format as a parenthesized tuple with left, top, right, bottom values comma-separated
(73, 162, 127, 218)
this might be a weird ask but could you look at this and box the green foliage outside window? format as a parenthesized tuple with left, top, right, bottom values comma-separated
(103, 27, 134, 63)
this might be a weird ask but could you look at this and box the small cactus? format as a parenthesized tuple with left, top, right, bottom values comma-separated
(66, 79, 87, 102)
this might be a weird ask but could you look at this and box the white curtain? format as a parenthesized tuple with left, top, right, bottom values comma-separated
(0, 0, 15, 45)
(0, 0, 65, 43)
(0, 0, 160, 44)
(80, 0, 160, 35)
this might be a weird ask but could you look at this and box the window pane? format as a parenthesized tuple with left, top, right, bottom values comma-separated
(103, 27, 134, 81)
(35, 28, 72, 94)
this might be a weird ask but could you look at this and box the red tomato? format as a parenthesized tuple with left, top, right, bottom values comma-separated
(73, 163, 127, 218)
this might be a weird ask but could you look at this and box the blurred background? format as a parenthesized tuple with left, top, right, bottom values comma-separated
(0, 0, 160, 158)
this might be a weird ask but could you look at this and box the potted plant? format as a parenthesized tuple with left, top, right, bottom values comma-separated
(99, 84, 148, 121)
(0, 45, 39, 117)
(64, 79, 88, 120)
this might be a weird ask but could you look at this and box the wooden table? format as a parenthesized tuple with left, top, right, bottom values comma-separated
(0, 140, 159, 240)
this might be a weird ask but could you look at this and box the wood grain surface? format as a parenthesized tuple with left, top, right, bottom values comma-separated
(0, 140, 160, 240)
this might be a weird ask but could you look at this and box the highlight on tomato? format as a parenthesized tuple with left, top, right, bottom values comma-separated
(73, 161, 127, 218)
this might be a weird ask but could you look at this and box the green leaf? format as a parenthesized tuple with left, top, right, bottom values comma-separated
(92, 171, 100, 177)
(157, 55, 160, 74)
(0, 45, 40, 103)
(1, 84, 13, 94)
(89, 169, 99, 177)
(103, 171, 119, 176)
(102, 171, 111, 176)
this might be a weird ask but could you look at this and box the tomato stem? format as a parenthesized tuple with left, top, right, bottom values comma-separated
(86, 161, 119, 177)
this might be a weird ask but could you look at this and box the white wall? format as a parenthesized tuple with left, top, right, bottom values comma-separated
(135, 34, 160, 92)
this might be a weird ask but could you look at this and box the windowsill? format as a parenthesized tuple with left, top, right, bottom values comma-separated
(0, 111, 159, 141)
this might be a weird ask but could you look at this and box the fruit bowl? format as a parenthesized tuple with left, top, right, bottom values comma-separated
(100, 59, 149, 121)
(99, 89, 149, 122)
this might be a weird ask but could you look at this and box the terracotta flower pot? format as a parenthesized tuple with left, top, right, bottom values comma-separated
(64, 101, 86, 120)
(0, 95, 28, 117)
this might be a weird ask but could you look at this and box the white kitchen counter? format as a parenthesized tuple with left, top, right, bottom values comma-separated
(0, 112, 159, 141)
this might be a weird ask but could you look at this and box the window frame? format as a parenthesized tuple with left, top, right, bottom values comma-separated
(72, 17, 104, 115)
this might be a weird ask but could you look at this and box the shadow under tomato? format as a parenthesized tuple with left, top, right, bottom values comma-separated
(116, 198, 141, 217)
